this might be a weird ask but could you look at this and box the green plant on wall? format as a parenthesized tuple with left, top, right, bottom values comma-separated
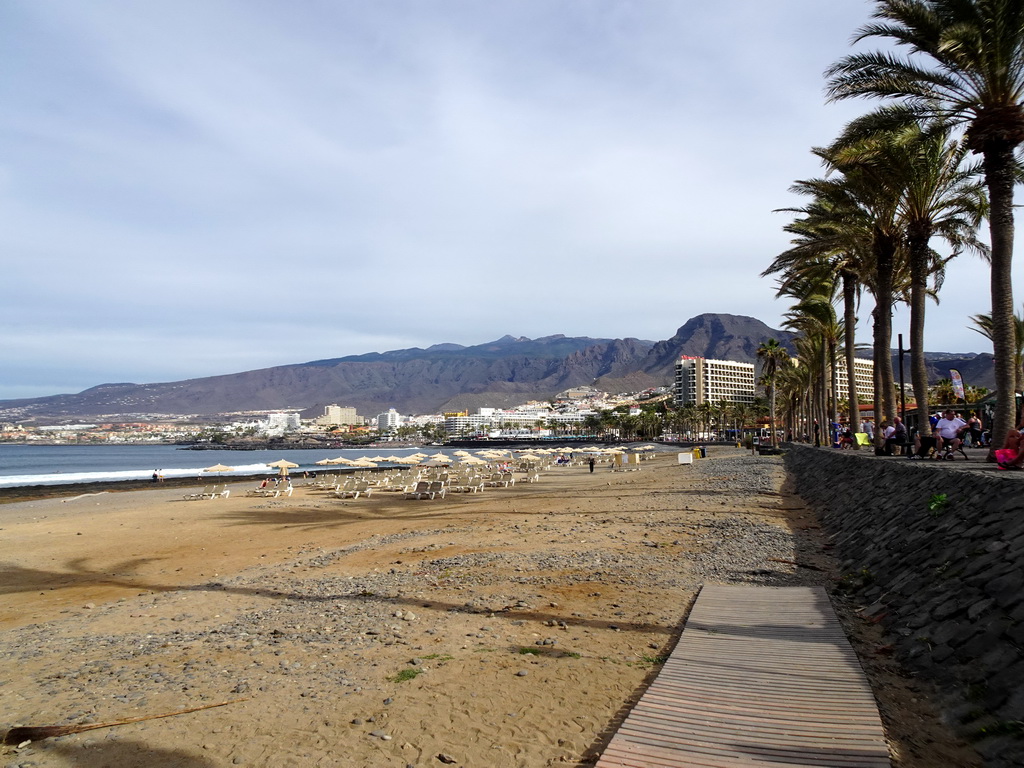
(927, 493, 949, 515)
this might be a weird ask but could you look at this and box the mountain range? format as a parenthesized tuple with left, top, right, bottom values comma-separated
(0, 313, 994, 423)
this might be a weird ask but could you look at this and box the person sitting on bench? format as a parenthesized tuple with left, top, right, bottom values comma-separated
(933, 409, 967, 459)
(884, 417, 908, 455)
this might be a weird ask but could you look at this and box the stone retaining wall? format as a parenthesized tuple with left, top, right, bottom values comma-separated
(784, 445, 1024, 766)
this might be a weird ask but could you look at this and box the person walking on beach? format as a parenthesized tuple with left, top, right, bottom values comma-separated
(588, 457, 596, 473)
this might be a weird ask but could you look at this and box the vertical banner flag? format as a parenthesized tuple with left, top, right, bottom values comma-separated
(950, 369, 966, 401)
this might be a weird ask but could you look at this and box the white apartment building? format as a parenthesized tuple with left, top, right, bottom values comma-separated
(443, 407, 594, 435)
(262, 412, 301, 437)
(376, 409, 402, 432)
(674, 356, 756, 407)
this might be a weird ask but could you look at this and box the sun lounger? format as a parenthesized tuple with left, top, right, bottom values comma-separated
(405, 480, 447, 500)
(184, 486, 212, 500)
(333, 481, 371, 499)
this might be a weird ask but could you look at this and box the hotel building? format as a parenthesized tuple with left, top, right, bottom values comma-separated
(834, 356, 875, 402)
(674, 356, 756, 407)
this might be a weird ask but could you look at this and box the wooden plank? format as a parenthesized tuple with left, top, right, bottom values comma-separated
(595, 584, 890, 767)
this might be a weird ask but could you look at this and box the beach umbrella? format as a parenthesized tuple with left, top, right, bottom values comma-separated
(452, 450, 472, 456)
(350, 459, 378, 468)
(315, 458, 335, 466)
(393, 456, 421, 465)
(428, 452, 450, 459)
(518, 453, 541, 461)
(458, 455, 487, 465)
(266, 459, 300, 477)
(202, 463, 235, 473)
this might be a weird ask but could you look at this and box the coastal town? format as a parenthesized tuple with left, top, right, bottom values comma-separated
(0, 354, 877, 446)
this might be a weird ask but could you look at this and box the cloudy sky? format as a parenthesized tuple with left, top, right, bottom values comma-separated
(0, 1, 1009, 400)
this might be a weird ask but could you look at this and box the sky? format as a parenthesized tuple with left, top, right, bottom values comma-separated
(0, 0, 1012, 401)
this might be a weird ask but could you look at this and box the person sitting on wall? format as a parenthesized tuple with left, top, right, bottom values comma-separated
(933, 409, 968, 459)
(884, 417, 908, 455)
(996, 415, 1024, 470)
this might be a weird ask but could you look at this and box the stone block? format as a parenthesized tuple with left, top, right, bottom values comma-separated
(984, 570, 1024, 608)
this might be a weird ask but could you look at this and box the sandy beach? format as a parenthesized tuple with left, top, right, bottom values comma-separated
(0, 449, 978, 767)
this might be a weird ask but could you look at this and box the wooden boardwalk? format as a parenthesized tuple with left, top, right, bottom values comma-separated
(595, 584, 890, 767)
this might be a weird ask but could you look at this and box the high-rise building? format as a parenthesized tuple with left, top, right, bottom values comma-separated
(788, 356, 875, 402)
(674, 356, 756, 406)
(833, 357, 875, 402)
(376, 409, 402, 432)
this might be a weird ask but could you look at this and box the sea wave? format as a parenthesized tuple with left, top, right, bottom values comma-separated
(0, 462, 276, 488)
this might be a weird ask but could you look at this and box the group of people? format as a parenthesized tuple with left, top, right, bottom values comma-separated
(830, 409, 986, 459)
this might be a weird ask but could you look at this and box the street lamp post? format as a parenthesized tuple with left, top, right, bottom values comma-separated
(898, 333, 911, 427)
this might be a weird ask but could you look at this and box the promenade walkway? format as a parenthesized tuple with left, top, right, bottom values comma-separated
(595, 584, 890, 767)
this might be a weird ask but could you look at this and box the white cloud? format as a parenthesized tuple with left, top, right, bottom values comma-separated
(0, 0, 1009, 400)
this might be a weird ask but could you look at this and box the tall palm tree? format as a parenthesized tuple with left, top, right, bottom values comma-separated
(826, 0, 1024, 450)
(783, 156, 907, 430)
(757, 339, 790, 447)
(766, 194, 871, 442)
(786, 293, 844, 429)
(829, 115, 988, 436)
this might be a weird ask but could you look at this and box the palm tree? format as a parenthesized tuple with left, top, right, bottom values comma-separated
(767, 193, 870, 442)
(785, 292, 844, 429)
(826, 0, 1024, 450)
(971, 307, 1024, 393)
(782, 154, 907, 431)
(757, 339, 790, 447)
(827, 114, 988, 438)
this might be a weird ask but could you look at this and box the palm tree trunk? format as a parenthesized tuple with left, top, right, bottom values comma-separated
(984, 141, 1018, 453)
(842, 271, 861, 446)
(908, 226, 932, 438)
(873, 233, 897, 434)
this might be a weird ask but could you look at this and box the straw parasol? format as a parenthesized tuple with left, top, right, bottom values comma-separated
(202, 463, 235, 473)
(266, 459, 299, 476)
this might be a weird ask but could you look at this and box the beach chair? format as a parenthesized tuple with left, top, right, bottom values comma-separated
(184, 486, 212, 500)
(405, 481, 432, 500)
(451, 475, 484, 493)
(405, 480, 446, 500)
(334, 480, 371, 499)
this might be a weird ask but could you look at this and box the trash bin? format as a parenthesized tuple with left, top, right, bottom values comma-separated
(691, 447, 701, 460)
(699, 446, 707, 458)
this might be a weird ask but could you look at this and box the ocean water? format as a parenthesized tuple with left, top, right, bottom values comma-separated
(0, 444, 427, 488)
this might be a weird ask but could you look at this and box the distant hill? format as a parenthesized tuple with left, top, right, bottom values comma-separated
(0, 313, 992, 422)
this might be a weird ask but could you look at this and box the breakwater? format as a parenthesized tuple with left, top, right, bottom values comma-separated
(785, 445, 1024, 766)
